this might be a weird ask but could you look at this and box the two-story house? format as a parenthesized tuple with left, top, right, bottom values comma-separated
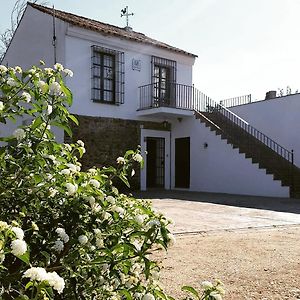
(2, 3, 300, 198)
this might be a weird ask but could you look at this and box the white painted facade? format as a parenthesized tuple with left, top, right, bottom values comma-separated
(231, 94, 300, 167)
(1, 4, 293, 198)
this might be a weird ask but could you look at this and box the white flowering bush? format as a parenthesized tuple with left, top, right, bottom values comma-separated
(0, 63, 224, 300)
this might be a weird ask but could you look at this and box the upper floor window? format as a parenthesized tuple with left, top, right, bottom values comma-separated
(91, 46, 125, 105)
(151, 56, 176, 106)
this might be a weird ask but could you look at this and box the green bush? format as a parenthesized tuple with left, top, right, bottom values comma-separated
(0, 63, 224, 300)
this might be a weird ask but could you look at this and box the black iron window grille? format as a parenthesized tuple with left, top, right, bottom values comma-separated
(151, 56, 177, 107)
(91, 45, 125, 105)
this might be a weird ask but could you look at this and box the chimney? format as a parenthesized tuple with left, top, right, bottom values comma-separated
(265, 90, 277, 100)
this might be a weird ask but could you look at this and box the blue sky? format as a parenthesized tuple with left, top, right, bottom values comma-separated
(1, 0, 300, 100)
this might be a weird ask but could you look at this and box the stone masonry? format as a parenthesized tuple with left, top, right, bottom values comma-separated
(65, 115, 171, 189)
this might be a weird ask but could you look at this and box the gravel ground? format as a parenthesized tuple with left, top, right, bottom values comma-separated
(156, 226, 300, 300)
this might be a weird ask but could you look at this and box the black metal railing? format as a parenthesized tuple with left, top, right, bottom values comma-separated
(219, 94, 251, 108)
(138, 82, 215, 111)
(195, 97, 294, 164)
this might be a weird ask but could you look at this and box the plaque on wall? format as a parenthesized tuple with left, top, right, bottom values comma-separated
(132, 59, 141, 71)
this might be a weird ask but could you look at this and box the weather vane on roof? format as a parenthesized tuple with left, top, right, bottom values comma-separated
(121, 6, 134, 29)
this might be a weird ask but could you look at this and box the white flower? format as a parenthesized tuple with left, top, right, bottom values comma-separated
(210, 292, 222, 300)
(167, 233, 176, 246)
(7, 78, 18, 87)
(44, 67, 54, 75)
(49, 82, 62, 96)
(88, 168, 97, 175)
(0, 65, 7, 73)
(112, 206, 125, 216)
(47, 105, 53, 115)
(66, 163, 78, 173)
(13, 128, 26, 141)
(54, 63, 64, 71)
(117, 157, 125, 164)
(23, 267, 48, 281)
(96, 238, 104, 248)
(55, 228, 69, 243)
(11, 239, 27, 256)
(0, 221, 8, 229)
(46, 271, 65, 294)
(78, 235, 88, 245)
(202, 281, 213, 289)
(133, 153, 143, 163)
(142, 293, 155, 300)
(31, 222, 39, 231)
(0, 101, 4, 111)
(53, 240, 64, 252)
(135, 214, 146, 225)
(106, 196, 116, 205)
(77, 140, 84, 147)
(14, 66, 22, 73)
(60, 169, 71, 176)
(23, 268, 65, 294)
(63, 68, 73, 77)
(37, 80, 48, 93)
(147, 219, 161, 228)
(49, 187, 58, 197)
(12, 227, 24, 240)
(66, 183, 78, 196)
(89, 179, 100, 189)
(21, 92, 31, 103)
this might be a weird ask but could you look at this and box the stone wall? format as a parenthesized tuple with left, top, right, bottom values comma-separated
(65, 115, 171, 190)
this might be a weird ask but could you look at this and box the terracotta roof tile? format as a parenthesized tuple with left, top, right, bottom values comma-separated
(28, 3, 197, 58)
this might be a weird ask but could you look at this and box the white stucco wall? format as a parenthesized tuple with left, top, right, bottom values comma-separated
(65, 27, 195, 121)
(2, 6, 66, 68)
(230, 94, 300, 167)
(170, 117, 289, 197)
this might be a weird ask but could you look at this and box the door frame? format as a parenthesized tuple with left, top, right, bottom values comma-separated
(140, 129, 171, 191)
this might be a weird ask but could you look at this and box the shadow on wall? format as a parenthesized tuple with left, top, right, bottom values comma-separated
(134, 189, 300, 215)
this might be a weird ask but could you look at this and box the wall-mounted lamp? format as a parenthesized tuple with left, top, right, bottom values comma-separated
(162, 120, 169, 128)
(203, 142, 208, 149)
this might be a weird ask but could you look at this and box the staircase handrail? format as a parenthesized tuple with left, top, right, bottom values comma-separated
(193, 88, 294, 164)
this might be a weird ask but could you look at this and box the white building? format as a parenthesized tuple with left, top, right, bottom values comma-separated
(2, 3, 299, 198)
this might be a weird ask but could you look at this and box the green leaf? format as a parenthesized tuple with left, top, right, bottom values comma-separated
(31, 116, 43, 130)
(17, 250, 30, 265)
(41, 251, 51, 266)
(60, 80, 73, 106)
(119, 289, 133, 300)
(119, 173, 130, 188)
(25, 281, 34, 290)
(68, 114, 79, 125)
(154, 290, 168, 299)
(181, 286, 200, 299)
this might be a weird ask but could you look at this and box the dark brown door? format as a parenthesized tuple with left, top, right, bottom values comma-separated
(175, 137, 190, 188)
(146, 137, 165, 188)
(153, 65, 171, 106)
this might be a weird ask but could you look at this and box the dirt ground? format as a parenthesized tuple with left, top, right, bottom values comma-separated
(156, 226, 300, 300)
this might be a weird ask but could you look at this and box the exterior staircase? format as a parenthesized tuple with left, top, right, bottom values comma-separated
(194, 102, 300, 198)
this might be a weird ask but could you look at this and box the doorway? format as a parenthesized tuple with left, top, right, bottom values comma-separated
(146, 137, 165, 188)
(175, 137, 190, 188)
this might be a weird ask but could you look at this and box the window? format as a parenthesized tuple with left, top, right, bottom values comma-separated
(151, 56, 176, 106)
(91, 46, 124, 105)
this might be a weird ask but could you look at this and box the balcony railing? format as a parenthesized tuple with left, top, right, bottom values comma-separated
(138, 82, 214, 111)
(219, 94, 252, 108)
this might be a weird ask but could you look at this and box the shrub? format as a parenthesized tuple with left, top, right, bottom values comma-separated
(0, 63, 224, 300)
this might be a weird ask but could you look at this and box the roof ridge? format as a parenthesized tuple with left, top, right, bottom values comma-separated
(28, 2, 146, 36)
(27, 2, 197, 58)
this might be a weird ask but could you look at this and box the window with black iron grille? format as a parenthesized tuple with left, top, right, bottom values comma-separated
(91, 46, 124, 105)
(151, 56, 176, 107)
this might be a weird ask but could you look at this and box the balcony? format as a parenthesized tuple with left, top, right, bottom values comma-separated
(137, 82, 196, 118)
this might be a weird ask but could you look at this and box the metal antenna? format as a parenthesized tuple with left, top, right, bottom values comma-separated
(52, 5, 57, 64)
(121, 6, 134, 28)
